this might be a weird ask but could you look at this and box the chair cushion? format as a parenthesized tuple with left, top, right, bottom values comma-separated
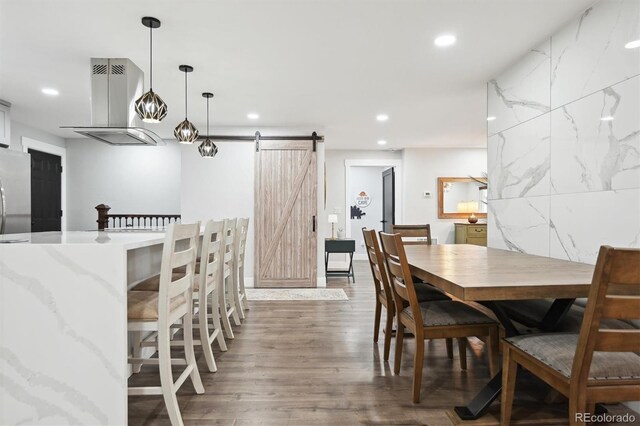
(403, 301, 497, 327)
(127, 291, 187, 320)
(506, 333, 640, 380)
(132, 272, 188, 291)
(414, 282, 450, 302)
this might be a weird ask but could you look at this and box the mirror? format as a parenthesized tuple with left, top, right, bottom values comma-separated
(437, 177, 488, 219)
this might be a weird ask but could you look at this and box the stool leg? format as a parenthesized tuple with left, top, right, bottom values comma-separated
(219, 278, 235, 339)
(199, 291, 217, 373)
(131, 331, 143, 374)
(210, 289, 228, 351)
(159, 321, 183, 426)
(183, 307, 205, 394)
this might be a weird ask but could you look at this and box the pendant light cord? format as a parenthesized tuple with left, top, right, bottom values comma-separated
(184, 70, 188, 119)
(206, 97, 210, 134)
(149, 25, 153, 90)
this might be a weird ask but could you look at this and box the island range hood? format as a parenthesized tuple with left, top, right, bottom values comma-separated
(62, 58, 164, 146)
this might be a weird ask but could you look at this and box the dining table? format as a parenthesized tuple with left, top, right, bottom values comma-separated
(404, 243, 595, 421)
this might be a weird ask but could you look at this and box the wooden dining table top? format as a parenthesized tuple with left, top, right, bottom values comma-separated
(404, 244, 595, 301)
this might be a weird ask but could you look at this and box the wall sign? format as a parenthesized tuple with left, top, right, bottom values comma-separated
(354, 191, 371, 208)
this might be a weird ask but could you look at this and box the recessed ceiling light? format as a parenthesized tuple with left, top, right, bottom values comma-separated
(247, 113, 259, 120)
(434, 34, 456, 47)
(487, 116, 496, 121)
(600, 116, 614, 121)
(41, 88, 59, 96)
(377, 140, 387, 146)
(625, 39, 640, 49)
(376, 114, 389, 122)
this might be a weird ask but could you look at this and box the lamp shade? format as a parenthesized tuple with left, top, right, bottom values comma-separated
(328, 214, 339, 224)
(457, 201, 479, 213)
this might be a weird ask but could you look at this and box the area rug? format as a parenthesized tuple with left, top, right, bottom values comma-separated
(245, 288, 349, 301)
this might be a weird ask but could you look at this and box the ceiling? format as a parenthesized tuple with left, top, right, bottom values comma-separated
(0, 0, 595, 150)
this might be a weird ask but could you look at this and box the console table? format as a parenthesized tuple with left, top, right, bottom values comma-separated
(324, 238, 356, 282)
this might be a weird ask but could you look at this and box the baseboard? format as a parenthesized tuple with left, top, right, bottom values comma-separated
(317, 276, 327, 288)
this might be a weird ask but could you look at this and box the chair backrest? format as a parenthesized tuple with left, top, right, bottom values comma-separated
(378, 231, 422, 323)
(391, 224, 432, 245)
(223, 218, 237, 279)
(235, 218, 250, 267)
(158, 222, 200, 317)
(198, 220, 224, 297)
(362, 228, 393, 304)
(572, 246, 640, 385)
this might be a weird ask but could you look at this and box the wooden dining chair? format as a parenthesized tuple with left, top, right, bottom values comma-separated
(127, 222, 204, 426)
(501, 246, 640, 426)
(362, 228, 450, 361)
(379, 231, 500, 403)
(391, 224, 432, 245)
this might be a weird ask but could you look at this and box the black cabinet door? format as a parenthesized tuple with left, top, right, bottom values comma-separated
(29, 149, 62, 232)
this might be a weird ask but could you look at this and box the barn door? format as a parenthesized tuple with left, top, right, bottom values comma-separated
(255, 140, 317, 287)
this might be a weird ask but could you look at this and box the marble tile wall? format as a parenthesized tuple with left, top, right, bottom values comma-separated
(487, 0, 640, 265)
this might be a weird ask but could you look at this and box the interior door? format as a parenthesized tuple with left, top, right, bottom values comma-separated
(381, 167, 395, 233)
(255, 140, 317, 287)
(29, 149, 62, 232)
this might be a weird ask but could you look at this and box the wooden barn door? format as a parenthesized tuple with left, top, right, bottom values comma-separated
(255, 140, 317, 287)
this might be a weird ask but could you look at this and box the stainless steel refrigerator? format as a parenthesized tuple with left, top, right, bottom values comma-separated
(0, 149, 31, 234)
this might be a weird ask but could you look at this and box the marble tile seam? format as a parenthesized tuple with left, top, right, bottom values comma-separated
(488, 72, 640, 137)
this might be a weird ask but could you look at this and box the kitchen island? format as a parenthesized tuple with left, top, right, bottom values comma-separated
(0, 231, 169, 425)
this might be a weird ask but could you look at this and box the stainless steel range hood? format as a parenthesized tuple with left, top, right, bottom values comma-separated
(62, 58, 163, 146)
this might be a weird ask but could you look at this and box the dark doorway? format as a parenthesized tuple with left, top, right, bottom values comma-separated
(29, 149, 62, 232)
(381, 167, 395, 233)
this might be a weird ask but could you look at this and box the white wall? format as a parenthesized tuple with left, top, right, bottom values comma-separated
(487, 0, 640, 264)
(348, 166, 386, 255)
(65, 138, 181, 231)
(402, 148, 488, 244)
(9, 120, 66, 152)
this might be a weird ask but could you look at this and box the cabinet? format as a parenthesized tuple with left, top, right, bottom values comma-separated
(454, 223, 487, 246)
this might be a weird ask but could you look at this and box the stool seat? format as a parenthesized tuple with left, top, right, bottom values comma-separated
(128, 291, 187, 320)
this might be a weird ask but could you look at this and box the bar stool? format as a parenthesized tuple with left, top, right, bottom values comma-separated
(234, 217, 250, 316)
(133, 220, 230, 365)
(127, 222, 204, 426)
(219, 218, 241, 339)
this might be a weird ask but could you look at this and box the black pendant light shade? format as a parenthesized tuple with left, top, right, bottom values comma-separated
(135, 90, 167, 123)
(199, 92, 218, 158)
(198, 138, 218, 158)
(135, 17, 168, 123)
(175, 65, 199, 143)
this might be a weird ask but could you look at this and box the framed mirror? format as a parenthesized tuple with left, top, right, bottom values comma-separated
(437, 177, 488, 219)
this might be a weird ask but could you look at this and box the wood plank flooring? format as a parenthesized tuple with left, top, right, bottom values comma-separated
(128, 261, 636, 425)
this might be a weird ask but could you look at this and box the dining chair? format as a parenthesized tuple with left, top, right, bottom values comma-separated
(127, 222, 204, 426)
(391, 224, 432, 245)
(501, 246, 640, 426)
(362, 228, 450, 361)
(388, 224, 464, 359)
(234, 217, 250, 317)
(379, 231, 500, 403)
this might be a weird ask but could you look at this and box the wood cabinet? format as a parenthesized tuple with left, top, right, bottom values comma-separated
(454, 223, 487, 246)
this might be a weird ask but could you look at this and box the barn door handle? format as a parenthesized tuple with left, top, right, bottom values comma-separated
(312, 216, 316, 232)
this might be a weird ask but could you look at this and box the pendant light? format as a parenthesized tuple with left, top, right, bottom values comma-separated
(198, 93, 218, 158)
(174, 65, 199, 143)
(134, 17, 168, 123)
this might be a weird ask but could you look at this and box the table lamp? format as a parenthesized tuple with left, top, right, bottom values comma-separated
(457, 201, 479, 224)
(328, 214, 339, 239)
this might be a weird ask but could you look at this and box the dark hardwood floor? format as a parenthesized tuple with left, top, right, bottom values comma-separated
(128, 261, 636, 425)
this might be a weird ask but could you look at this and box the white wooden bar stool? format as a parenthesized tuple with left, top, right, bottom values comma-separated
(133, 220, 229, 371)
(219, 218, 241, 338)
(127, 222, 204, 426)
(234, 217, 250, 316)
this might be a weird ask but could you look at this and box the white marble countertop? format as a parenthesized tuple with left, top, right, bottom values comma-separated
(0, 230, 167, 250)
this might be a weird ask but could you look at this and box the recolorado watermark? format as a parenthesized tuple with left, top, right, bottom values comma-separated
(575, 412, 636, 423)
